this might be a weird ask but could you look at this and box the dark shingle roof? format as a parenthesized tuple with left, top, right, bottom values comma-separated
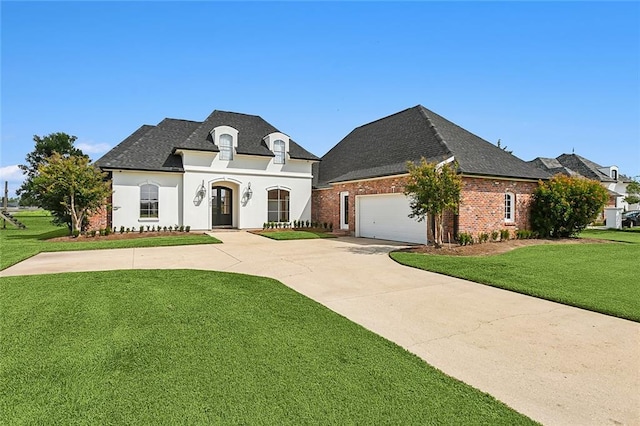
(555, 154, 615, 182)
(95, 110, 319, 172)
(316, 105, 550, 185)
(528, 157, 579, 177)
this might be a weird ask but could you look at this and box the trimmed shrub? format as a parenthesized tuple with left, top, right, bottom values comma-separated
(120, 226, 125, 234)
(185, 225, 191, 232)
(478, 232, 489, 243)
(500, 229, 510, 241)
(490, 230, 499, 242)
(531, 174, 609, 238)
(458, 232, 474, 246)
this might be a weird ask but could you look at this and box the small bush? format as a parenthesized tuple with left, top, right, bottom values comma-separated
(478, 232, 489, 243)
(179, 225, 184, 232)
(72, 229, 81, 238)
(458, 232, 474, 246)
(139, 227, 144, 233)
(305, 220, 310, 228)
(99, 228, 106, 236)
(516, 229, 536, 240)
(500, 229, 510, 241)
(163, 226, 167, 232)
(323, 222, 328, 229)
(185, 225, 191, 232)
(490, 230, 499, 241)
(120, 226, 125, 234)
(105, 227, 111, 236)
(168, 226, 173, 232)
(329, 222, 334, 231)
(126, 227, 130, 233)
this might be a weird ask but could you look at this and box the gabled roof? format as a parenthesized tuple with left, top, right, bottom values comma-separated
(316, 105, 550, 186)
(95, 110, 319, 172)
(555, 154, 616, 182)
(529, 154, 635, 183)
(528, 157, 579, 177)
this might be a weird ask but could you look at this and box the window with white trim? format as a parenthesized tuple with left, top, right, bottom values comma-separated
(504, 192, 514, 222)
(219, 133, 233, 160)
(268, 189, 290, 222)
(274, 140, 286, 164)
(140, 184, 159, 218)
(611, 169, 618, 180)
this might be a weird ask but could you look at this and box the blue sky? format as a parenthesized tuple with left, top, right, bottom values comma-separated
(2, 1, 639, 197)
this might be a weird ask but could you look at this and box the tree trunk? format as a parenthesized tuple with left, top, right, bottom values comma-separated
(433, 213, 443, 248)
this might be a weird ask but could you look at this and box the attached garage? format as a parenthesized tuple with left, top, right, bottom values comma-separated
(356, 193, 427, 244)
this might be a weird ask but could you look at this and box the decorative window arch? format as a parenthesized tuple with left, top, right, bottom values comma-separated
(219, 133, 233, 160)
(140, 184, 159, 218)
(504, 192, 514, 222)
(267, 189, 290, 222)
(273, 140, 286, 164)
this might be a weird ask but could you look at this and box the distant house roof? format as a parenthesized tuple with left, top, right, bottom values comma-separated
(95, 110, 319, 172)
(315, 105, 550, 186)
(529, 153, 630, 183)
(527, 157, 579, 177)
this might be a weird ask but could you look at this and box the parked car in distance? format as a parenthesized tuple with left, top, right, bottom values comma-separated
(622, 210, 640, 228)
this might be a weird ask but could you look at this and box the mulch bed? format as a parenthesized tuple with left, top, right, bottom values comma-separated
(396, 237, 610, 256)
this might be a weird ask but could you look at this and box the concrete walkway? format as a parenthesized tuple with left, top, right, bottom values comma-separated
(2, 231, 639, 425)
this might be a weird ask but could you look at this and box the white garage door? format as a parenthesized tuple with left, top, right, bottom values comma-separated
(357, 194, 427, 244)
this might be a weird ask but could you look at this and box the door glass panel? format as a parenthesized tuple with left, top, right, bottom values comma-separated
(344, 195, 349, 225)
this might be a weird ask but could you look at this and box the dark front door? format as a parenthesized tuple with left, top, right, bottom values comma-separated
(212, 186, 232, 226)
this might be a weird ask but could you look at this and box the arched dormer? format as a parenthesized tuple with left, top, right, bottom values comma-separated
(210, 126, 239, 160)
(263, 132, 290, 163)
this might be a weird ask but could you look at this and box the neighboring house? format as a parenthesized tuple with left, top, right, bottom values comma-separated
(94, 110, 319, 231)
(529, 154, 637, 211)
(312, 105, 550, 244)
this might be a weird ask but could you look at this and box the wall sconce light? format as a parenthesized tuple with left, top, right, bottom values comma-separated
(193, 180, 206, 206)
(246, 182, 253, 199)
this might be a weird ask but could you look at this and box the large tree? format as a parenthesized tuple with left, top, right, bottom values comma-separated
(17, 132, 86, 224)
(404, 158, 462, 248)
(531, 174, 608, 238)
(32, 153, 111, 234)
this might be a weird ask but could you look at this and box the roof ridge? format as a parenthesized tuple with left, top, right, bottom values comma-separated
(416, 106, 452, 156)
(351, 105, 417, 130)
(160, 117, 202, 124)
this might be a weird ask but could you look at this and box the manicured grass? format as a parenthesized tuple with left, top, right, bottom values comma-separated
(0, 213, 220, 270)
(0, 270, 535, 425)
(257, 230, 336, 240)
(579, 228, 640, 243)
(391, 241, 639, 322)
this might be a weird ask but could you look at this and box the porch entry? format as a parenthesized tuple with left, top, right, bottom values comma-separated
(211, 186, 232, 226)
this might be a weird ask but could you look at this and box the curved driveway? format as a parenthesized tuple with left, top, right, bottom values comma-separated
(2, 231, 639, 425)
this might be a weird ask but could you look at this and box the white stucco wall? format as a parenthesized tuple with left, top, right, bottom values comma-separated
(108, 148, 315, 231)
(111, 170, 182, 230)
(180, 150, 314, 230)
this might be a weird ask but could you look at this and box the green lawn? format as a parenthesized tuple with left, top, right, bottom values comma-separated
(391, 238, 639, 322)
(0, 270, 535, 424)
(579, 228, 640, 243)
(257, 230, 336, 240)
(0, 213, 220, 270)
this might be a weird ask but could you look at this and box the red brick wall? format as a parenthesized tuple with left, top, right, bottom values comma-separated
(312, 175, 540, 240)
(313, 175, 410, 233)
(87, 205, 108, 231)
(458, 177, 538, 238)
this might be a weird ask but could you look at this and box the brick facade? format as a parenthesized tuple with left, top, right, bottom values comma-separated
(312, 174, 540, 241)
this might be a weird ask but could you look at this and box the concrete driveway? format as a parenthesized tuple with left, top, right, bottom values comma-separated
(2, 231, 639, 425)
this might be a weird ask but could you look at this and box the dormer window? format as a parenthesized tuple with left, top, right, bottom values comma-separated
(612, 169, 618, 180)
(274, 140, 286, 164)
(219, 134, 233, 160)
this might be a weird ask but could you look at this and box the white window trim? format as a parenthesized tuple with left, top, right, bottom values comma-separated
(139, 183, 160, 220)
(218, 133, 234, 161)
(267, 188, 290, 222)
(340, 191, 349, 230)
(273, 139, 286, 164)
(504, 192, 515, 222)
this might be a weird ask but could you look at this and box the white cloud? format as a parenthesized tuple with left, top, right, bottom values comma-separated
(0, 165, 24, 181)
(76, 141, 112, 155)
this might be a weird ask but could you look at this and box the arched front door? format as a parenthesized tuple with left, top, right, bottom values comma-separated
(212, 186, 232, 227)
